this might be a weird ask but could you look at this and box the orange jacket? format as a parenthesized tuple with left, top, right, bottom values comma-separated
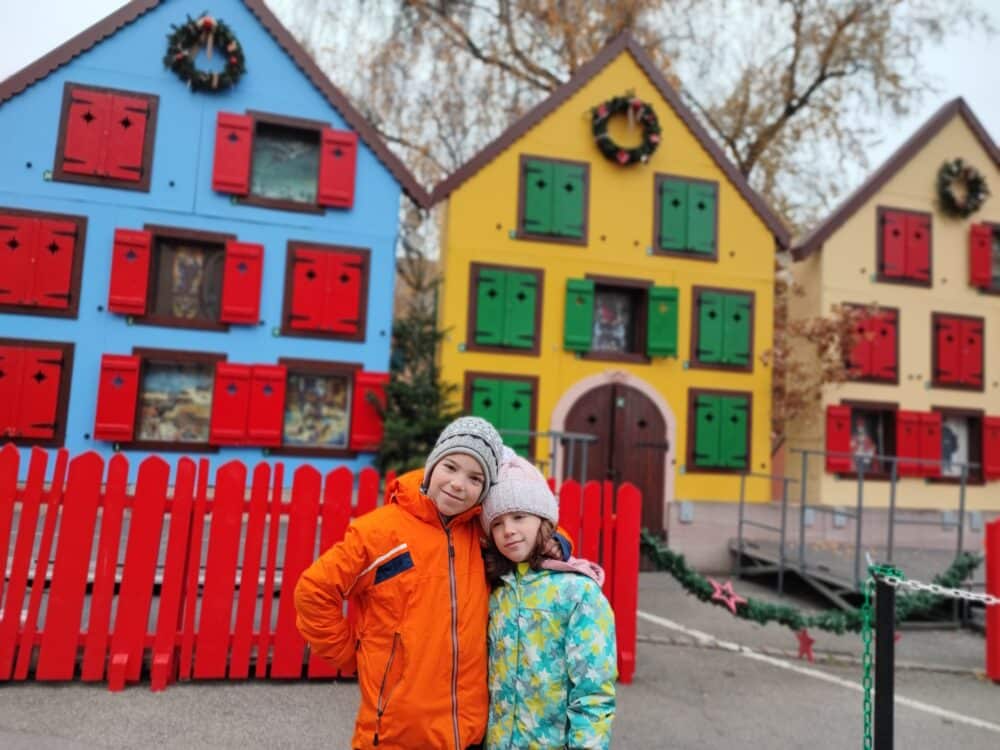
(294, 469, 488, 750)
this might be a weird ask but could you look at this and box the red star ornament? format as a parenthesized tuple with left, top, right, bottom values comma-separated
(708, 578, 747, 614)
(796, 628, 816, 663)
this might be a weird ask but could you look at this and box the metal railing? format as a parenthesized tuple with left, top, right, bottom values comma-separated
(497, 429, 598, 486)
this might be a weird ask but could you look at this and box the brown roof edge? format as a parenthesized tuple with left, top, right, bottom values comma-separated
(0, 0, 431, 209)
(429, 31, 790, 248)
(791, 98, 1000, 261)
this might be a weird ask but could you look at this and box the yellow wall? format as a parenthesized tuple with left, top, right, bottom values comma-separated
(436, 52, 779, 503)
(788, 115, 1000, 510)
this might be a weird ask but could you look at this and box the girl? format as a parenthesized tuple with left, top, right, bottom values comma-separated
(481, 451, 617, 749)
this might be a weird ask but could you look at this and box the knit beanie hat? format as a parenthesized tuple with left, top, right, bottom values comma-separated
(421, 416, 504, 496)
(481, 447, 559, 531)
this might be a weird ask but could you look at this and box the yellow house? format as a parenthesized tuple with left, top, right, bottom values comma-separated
(788, 98, 1000, 514)
(429, 33, 789, 537)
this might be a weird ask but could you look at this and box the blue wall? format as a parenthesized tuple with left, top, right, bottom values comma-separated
(0, 0, 403, 480)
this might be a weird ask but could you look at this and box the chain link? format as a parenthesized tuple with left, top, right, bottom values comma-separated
(861, 577, 874, 750)
(880, 575, 1000, 606)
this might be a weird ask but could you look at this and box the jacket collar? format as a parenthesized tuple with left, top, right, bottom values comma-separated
(389, 469, 483, 528)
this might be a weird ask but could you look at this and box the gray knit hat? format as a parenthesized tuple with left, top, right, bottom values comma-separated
(420, 416, 504, 495)
(481, 447, 559, 531)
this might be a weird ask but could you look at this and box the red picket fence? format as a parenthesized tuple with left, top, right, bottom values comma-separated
(0, 445, 640, 691)
(988, 519, 999, 683)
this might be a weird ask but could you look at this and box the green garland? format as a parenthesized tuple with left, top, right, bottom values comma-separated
(164, 14, 246, 92)
(640, 529, 982, 634)
(937, 158, 989, 217)
(591, 95, 661, 166)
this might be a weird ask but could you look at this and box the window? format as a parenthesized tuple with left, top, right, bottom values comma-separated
(281, 243, 370, 341)
(465, 373, 537, 458)
(0, 207, 86, 318)
(563, 277, 678, 362)
(690, 287, 753, 370)
(931, 313, 983, 390)
(846, 305, 898, 383)
(53, 83, 157, 191)
(106, 226, 263, 330)
(654, 175, 718, 259)
(969, 223, 1000, 292)
(212, 111, 357, 212)
(467, 263, 543, 355)
(687, 389, 751, 472)
(876, 207, 931, 285)
(825, 403, 897, 476)
(517, 155, 588, 243)
(0, 338, 73, 447)
(928, 409, 985, 484)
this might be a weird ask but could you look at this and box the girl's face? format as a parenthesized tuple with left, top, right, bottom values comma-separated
(426, 453, 486, 516)
(490, 512, 543, 563)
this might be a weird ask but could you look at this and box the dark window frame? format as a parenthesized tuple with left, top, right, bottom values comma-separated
(689, 286, 756, 373)
(515, 154, 590, 246)
(685, 387, 753, 475)
(835, 398, 900, 481)
(843, 302, 900, 385)
(0, 336, 74, 448)
(581, 274, 652, 364)
(462, 370, 539, 458)
(52, 81, 159, 193)
(465, 262, 544, 356)
(0, 205, 87, 319)
(929, 405, 985, 486)
(651, 173, 720, 262)
(875, 205, 933, 288)
(930, 311, 985, 392)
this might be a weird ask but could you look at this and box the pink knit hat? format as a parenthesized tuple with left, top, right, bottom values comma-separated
(480, 447, 558, 530)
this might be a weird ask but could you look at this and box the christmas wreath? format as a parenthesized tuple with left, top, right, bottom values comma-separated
(164, 15, 246, 92)
(936, 158, 989, 218)
(591, 95, 661, 166)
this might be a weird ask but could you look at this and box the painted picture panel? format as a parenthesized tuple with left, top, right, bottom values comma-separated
(251, 123, 320, 203)
(150, 240, 225, 322)
(592, 289, 635, 353)
(941, 416, 970, 478)
(283, 371, 351, 448)
(137, 361, 214, 442)
(850, 410, 883, 473)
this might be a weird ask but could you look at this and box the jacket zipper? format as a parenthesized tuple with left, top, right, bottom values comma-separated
(446, 526, 461, 750)
(373, 632, 401, 746)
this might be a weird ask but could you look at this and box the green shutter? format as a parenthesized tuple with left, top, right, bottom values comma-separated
(693, 394, 721, 468)
(474, 268, 507, 346)
(503, 272, 538, 349)
(720, 396, 749, 469)
(500, 380, 533, 457)
(470, 378, 502, 429)
(522, 160, 555, 235)
(658, 178, 688, 251)
(647, 286, 679, 357)
(722, 293, 752, 366)
(687, 182, 717, 255)
(696, 291, 724, 363)
(564, 278, 594, 352)
(552, 163, 586, 238)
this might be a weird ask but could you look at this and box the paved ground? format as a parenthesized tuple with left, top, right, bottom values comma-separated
(1, 572, 997, 749)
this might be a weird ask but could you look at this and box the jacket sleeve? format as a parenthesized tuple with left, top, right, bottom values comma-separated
(294, 522, 370, 671)
(565, 581, 617, 749)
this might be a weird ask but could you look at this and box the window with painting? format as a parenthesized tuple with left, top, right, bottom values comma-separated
(969, 223, 1000, 291)
(282, 370, 352, 450)
(136, 358, 217, 444)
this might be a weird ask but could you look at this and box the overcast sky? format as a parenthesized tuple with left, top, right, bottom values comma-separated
(3, 0, 998, 197)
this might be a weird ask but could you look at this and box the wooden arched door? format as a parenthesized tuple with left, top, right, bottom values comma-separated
(564, 383, 667, 536)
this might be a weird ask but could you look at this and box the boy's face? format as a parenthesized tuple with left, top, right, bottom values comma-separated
(490, 512, 543, 563)
(426, 453, 486, 516)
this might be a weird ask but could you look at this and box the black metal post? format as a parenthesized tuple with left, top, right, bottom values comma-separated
(874, 578, 896, 750)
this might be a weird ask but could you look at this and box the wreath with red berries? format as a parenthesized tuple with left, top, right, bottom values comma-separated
(591, 95, 661, 165)
(164, 15, 246, 92)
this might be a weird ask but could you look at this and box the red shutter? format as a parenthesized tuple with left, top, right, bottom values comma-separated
(0, 214, 38, 306)
(0, 346, 24, 437)
(825, 405, 852, 472)
(918, 411, 942, 478)
(18, 347, 63, 440)
(62, 88, 112, 176)
(323, 251, 363, 334)
(849, 316, 874, 377)
(895, 410, 922, 477)
(93, 354, 140, 442)
(969, 224, 994, 289)
(317, 128, 357, 208)
(960, 319, 984, 388)
(934, 316, 962, 385)
(107, 228, 152, 315)
(349, 371, 389, 452)
(209, 363, 251, 445)
(288, 248, 325, 331)
(32, 219, 78, 310)
(870, 310, 897, 381)
(212, 112, 254, 195)
(983, 417, 1000, 480)
(246, 365, 287, 447)
(904, 214, 931, 282)
(103, 94, 149, 182)
(219, 241, 263, 324)
(880, 210, 906, 278)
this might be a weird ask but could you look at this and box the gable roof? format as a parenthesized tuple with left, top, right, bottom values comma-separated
(792, 98, 1000, 261)
(0, 0, 430, 207)
(428, 31, 790, 248)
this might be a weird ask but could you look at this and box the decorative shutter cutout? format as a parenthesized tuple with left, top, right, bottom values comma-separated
(0, 346, 24, 436)
(220, 241, 263, 324)
(522, 160, 554, 235)
(212, 112, 254, 195)
(895, 410, 922, 477)
(825, 405, 852, 473)
(687, 182, 717, 254)
(880, 211, 906, 278)
(552, 163, 585, 238)
(969, 224, 994, 289)
(983, 417, 1000, 480)
(563, 278, 594, 352)
(348, 371, 389, 451)
(647, 286, 679, 357)
(474, 268, 506, 346)
(33, 219, 78, 310)
(960, 319, 983, 388)
(693, 395, 721, 467)
(720, 396, 748, 468)
(317, 128, 358, 208)
(904, 214, 931, 282)
(722, 294, 751, 366)
(107, 228, 152, 315)
(323, 252, 363, 335)
(18, 347, 63, 439)
(470, 378, 502, 428)
(62, 89, 112, 176)
(209, 363, 251, 445)
(246, 365, 287, 447)
(503, 272, 537, 349)
(500, 380, 533, 457)
(658, 179, 687, 251)
(696, 292, 724, 363)
(0, 214, 37, 306)
(288, 248, 325, 331)
(919, 411, 942, 478)
(93, 354, 140, 441)
(870, 310, 897, 381)
(104, 94, 149, 182)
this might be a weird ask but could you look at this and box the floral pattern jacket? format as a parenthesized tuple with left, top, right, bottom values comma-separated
(485, 563, 617, 749)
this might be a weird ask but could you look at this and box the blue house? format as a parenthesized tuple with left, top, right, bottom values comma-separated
(0, 0, 428, 478)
